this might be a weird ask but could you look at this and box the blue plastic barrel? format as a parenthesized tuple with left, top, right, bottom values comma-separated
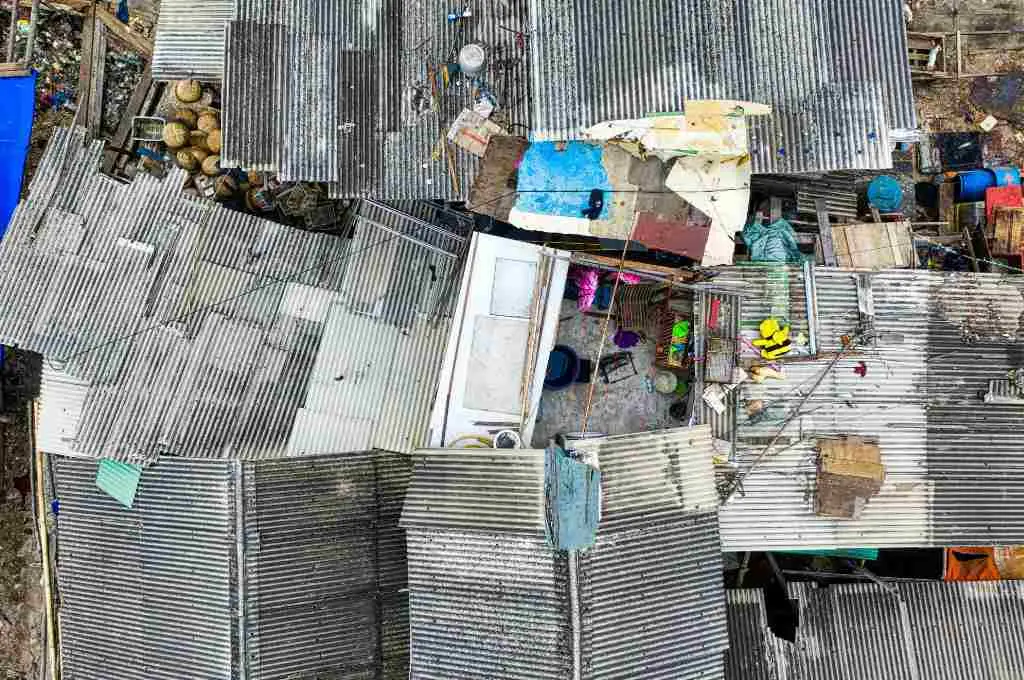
(992, 166, 1021, 187)
(957, 169, 996, 202)
(867, 175, 903, 212)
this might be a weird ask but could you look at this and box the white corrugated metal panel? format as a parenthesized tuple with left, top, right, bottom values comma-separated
(243, 452, 412, 680)
(572, 425, 719, 527)
(222, 0, 531, 199)
(36, 365, 90, 457)
(528, 0, 915, 174)
(716, 267, 1024, 550)
(726, 581, 1024, 680)
(151, 0, 235, 81)
(0, 127, 467, 461)
(54, 456, 237, 680)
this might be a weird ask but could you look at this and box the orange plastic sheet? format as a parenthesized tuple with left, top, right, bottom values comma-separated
(945, 547, 1024, 581)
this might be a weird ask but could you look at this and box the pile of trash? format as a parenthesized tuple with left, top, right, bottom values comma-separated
(102, 50, 144, 134)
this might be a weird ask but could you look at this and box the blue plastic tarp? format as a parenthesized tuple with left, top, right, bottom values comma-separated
(0, 72, 36, 238)
(515, 141, 612, 220)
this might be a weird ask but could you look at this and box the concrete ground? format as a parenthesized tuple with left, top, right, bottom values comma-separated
(530, 299, 687, 447)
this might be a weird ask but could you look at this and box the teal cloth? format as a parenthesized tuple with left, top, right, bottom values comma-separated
(743, 219, 803, 263)
(544, 445, 601, 551)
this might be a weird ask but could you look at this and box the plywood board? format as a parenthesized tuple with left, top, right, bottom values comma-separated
(816, 436, 885, 519)
(993, 207, 1024, 256)
(832, 221, 913, 269)
(463, 315, 529, 413)
(939, 181, 958, 235)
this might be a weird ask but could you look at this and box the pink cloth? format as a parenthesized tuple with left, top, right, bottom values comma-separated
(607, 272, 641, 285)
(569, 266, 600, 311)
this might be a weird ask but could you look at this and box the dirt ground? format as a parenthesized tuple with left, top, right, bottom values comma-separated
(0, 350, 43, 680)
(910, 0, 1024, 162)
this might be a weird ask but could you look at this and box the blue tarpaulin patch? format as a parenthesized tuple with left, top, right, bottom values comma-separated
(516, 141, 612, 220)
(0, 72, 36, 238)
(544, 445, 601, 550)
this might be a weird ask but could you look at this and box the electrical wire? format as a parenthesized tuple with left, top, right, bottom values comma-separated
(39, 177, 1021, 369)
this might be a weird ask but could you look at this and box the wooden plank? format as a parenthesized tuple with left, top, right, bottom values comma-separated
(102, 64, 154, 173)
(76, 4, 95, 126)
(86, 18, 106, 138)
(770, 197, 782, 222)
(994, 207, 1024, 255)
(832, 224, 850, 266)
(939, 181, 957, 235)
(0, 63, 30, 77)
(831, 221, 913, 269)
(816, 198, 837, 266)
(94, 5, 153, 58)
(5, 0, 18, 63)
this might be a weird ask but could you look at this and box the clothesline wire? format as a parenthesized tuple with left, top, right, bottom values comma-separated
(36, 184, 1021, 368)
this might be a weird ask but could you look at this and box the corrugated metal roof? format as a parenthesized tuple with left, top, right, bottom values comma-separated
(724, 589, 775, 680)
(528, 0, 916, 174)
(405, 528, 574, 680)
(242, 452, 412, 680)
(3, 127, 468, 462)
(726, 581, 1024, 679)
(222, 0, 531, 199)
(54, 451, 411, 680)
(401, 449, 547, 533)
(54, 456, 237, 680)
(151, 0, 235, 81)
(715, 266, 1024, 550)
(572, 426, 727, 680)
(402, 426, 728, 679)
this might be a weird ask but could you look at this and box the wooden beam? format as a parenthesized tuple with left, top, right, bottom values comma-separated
(94, 4, 153, 58)
(6, 0, 18, 63)
(86, 17, 106, 137)
(102, 63, 153, 173)
(816, 198, 837, 266)
(963, 226, 981, 272)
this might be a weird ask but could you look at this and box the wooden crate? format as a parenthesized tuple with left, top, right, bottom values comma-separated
(908, 33, 948, 78)
(832, 221, 914, 269)
(993, 207, 1024, 256)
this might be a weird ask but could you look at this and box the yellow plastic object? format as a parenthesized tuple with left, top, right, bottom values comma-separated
(759, 318, 779, 338)
(753, 318, 792, 359)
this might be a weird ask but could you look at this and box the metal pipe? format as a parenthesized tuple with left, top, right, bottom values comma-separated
(802, 260, 819, 358)
(568, 550, 582, 680)
(20, 0, 38, 66)
(232, 460, 250, 680)
(6, 0, 18, 63)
